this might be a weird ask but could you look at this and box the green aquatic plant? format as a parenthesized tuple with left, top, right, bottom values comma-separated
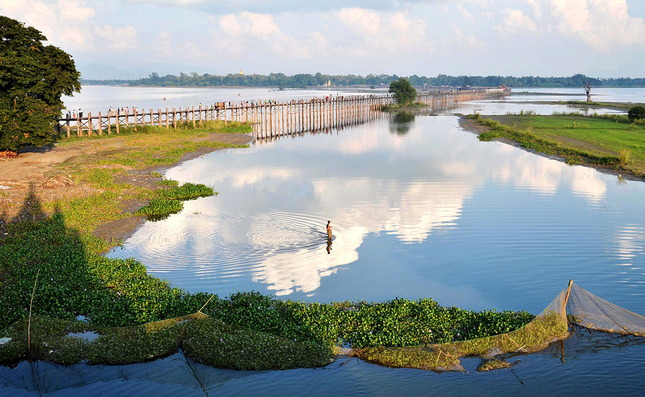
(135, 198, 184, 220)
(135, 182, 215, 220)
(159, 182, 215, 201)
(156, 179, 178, 186)
(357, 311, 568, 372)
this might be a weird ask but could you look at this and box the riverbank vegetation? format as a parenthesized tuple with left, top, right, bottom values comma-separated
(466, 112, 645, 178)
(0, 209, 536, 368)
(0, 16, 81, 154)
(82, 73, 645, 89)
(24, 121, 250, 240)
(0, 118, 539, 370)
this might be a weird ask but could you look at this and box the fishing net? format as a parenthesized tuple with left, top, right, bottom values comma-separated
(567, 283, 645, 336)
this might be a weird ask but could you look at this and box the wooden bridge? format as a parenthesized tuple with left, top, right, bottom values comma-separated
(57, 88, 507, 140)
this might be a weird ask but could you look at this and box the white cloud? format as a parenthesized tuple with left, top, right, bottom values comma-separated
(450, 23, 482, 50)
(338, 7, 381, 35)
(527, 0, 543, 19)
(549, 0, 645, 50)
(156, 31, 173, 56)
(219, 14, 242, 36)
(94, 25, 138, 51)
(0, 0, 139, 53)
(59, 0, 95, 21)
(456, 3, 475, 20)
(243, 12, 281, 36)
(214, 12, 319, 60)
(496, 8, 539, 36)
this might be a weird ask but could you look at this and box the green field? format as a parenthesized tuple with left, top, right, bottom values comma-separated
(470, 113, 645, 178)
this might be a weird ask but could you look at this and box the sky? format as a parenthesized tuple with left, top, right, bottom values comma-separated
(1, 0, 644, 79)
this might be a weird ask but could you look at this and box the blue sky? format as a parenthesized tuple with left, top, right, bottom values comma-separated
(1, 0, 644, 79)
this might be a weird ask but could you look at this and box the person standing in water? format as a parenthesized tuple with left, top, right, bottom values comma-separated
(327, 220, 332, 240)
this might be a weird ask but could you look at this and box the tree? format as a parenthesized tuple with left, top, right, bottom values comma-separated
(388, 78, 416, 106)
(583, 81, 592, 102)
(0, 16, 81, 154)
(628, 105, 645, 123)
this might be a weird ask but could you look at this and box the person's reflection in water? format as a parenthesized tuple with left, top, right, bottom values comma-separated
(326, 220, 333, 254)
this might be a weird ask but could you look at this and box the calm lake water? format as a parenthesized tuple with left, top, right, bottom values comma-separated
(62, 85, 374, 116)
(3, 87, 645, 396)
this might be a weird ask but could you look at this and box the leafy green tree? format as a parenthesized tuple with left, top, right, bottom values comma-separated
(628, 105, 645, 123)
(0, 16, 80, 153)
(388, 78, 417, 106)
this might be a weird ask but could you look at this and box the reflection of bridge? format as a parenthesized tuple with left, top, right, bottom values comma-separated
(57, 88, 508, 139)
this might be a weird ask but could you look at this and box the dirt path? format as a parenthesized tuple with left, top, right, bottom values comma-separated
(0, 133, 253, 239)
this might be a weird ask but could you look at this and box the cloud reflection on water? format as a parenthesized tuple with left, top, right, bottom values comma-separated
(117, 115, 616, 305)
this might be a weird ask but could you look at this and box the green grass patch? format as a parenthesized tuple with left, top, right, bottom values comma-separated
(157, 179, 179, 187)
(470, 114, 645, 177)
(135, 182, 216, 220)
(159, 182, 215, 201)
(380, 102, 428, 112)
(135, 198, 184, 221)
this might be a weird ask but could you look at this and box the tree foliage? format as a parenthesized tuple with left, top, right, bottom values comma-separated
(388, 78, 417, 106)
(0, 16, 80, 152)
(628, 105, 645, 123)
(83, 73, 645, 89)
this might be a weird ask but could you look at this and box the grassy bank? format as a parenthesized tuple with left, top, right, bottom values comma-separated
(466, 113, 645, 178)
(47, 120, 251, 239)
(561, 100, 644, 111)
(379, 102, 427, 112)
(1, 119, 537, 370)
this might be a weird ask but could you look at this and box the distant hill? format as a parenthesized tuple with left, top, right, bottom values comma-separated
(81, 73, 645, 88)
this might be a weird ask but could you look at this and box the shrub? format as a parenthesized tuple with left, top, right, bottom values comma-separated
(627, 105, 645, 123)
(388, 78, 417, 107)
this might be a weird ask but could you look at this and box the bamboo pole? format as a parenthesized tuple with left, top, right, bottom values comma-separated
(564, 279, 573, 308)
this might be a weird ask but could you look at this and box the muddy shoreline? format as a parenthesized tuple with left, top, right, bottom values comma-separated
(0, 132, 253, 244)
